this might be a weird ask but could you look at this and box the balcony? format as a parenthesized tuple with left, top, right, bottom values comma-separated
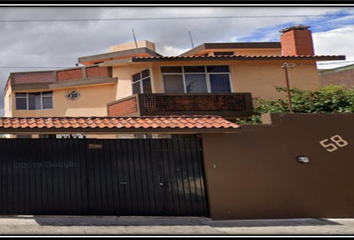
(107, 93, 253, 118)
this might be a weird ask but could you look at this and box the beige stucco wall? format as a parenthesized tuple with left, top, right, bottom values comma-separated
(110, 40, 156, 52)
(231, 61, 320, 99)
(10, 83, 117, 118)
(4, 84, 12, 117)
(112, 64, 152, 100)
(129, 60, 320, 100)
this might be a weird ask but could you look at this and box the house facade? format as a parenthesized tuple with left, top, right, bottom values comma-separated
(4, 25, 344, 123)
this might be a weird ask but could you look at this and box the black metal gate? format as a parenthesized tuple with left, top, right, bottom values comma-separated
(0, 138, 208, 216)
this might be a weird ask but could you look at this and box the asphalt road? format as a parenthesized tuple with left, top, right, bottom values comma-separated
(0, 216, 354, 235)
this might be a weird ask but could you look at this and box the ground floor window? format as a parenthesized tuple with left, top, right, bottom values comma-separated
(132, 69, 152, 94)
(161, 65, 232, 94)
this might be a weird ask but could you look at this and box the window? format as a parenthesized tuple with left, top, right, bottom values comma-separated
(214, 51, 234, 56)
(132, 69, 152, 94)
(8, 94, 11, 112)
(15, 91, 53, 110)
(161, 65, 231, 94)
(15, 93, 27, 110)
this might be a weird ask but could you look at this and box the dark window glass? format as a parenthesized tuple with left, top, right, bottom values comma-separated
(161, 66, 183, 73)
(15, 93, 27, 98)
(16, 98, 27, 110)
(141, 69, 150, 78)
(185, 74, 207, 93)
(132, 73, 141, 82)
(207, 65, 229, 73)
(210, 74, 231, 93)
(183, 66, 205, 73)
(214, 52, 234, 56)
(42, 91, 53, 97)
(163, 75, 184, 93)
(143, 78, 152, 93)
(28, 92, 41, 110)
(42, 97, 53, 109)
(16, 134, 32, 139)
(132, 82, 141, 94)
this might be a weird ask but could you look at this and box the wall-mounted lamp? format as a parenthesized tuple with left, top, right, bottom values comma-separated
(296, 156, 310, 164)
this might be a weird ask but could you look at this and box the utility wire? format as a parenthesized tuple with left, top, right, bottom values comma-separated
(0, 14, 352, 23)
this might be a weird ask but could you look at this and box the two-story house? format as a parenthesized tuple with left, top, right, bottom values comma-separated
(3, 25, 345, 138)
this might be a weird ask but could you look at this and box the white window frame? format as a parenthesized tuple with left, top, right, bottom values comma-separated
(161, 65, 232, 94)
(132, 69, 151, 94)
(15, 92, 53, 110)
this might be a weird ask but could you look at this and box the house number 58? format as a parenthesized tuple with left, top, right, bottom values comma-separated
(319, 135, 349, 152)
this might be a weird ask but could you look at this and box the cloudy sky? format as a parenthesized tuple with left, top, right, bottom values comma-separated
(1, 6, 354, 115)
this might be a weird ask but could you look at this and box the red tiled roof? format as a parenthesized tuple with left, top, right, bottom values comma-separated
(0, 116, 240, 130)
(132, 55, 345, 61)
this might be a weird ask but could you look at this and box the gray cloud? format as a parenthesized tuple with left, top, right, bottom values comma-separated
(0, 7, 351, 116)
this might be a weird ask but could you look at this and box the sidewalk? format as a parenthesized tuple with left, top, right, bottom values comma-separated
(0, 216, 353, 235)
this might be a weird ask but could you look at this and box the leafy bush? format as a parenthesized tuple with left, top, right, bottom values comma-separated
(236, 85, 354, 124)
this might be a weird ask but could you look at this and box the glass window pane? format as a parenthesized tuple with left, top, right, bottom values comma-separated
(132, 73, 141, 82)
(161, 66, 182, 73)
(183, 66, 205, 73)
(163, 75, 184, 93)
(185, 74, 208, 93)
(141, 69, 150, 78)
(42, 97, 53, 109)
(142, 77, 152, 93)
(210, 74, 231, 93)
(132, 82, 141, 94)
(207, 65, 230, 73)
(42, 91, 53, 97)
(16, 98, 27, 110)
(214, 52, 234, 56)
(15, 93, 27, 98)
(28, 92, 41, 110)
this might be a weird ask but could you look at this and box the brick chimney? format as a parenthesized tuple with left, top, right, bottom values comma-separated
(279, 25, 314, 56)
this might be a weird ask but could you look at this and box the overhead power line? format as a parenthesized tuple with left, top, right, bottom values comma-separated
(0, 14, 352, 23)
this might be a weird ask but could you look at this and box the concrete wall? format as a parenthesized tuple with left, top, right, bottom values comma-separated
(202, 113, 354, 220)
(319, 66, 354, 87)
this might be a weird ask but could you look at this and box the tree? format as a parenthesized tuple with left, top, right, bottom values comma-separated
(236, 85, 354, 124)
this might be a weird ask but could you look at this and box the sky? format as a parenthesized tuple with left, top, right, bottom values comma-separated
(1, 6, 354, 115)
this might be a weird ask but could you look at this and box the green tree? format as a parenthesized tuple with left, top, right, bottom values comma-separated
(236, 85, 354, 124)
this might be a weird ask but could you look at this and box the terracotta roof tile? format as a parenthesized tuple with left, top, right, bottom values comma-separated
(0, 116, 240, 130)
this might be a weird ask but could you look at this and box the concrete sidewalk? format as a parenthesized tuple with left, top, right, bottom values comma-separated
(0, 216, 353, 235)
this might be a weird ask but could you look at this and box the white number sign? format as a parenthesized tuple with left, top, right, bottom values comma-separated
(319, 135, 349, 152)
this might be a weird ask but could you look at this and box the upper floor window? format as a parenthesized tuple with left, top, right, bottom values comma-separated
(214, 51, 234, 56)
(15, 91, 53, 110)
(161, 65, 231, 94)
(8, 94, 11, 112)
(132, 69, 152, 94)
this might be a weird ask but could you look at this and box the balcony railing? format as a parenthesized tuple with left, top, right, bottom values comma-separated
(107, 93, 253, 118)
